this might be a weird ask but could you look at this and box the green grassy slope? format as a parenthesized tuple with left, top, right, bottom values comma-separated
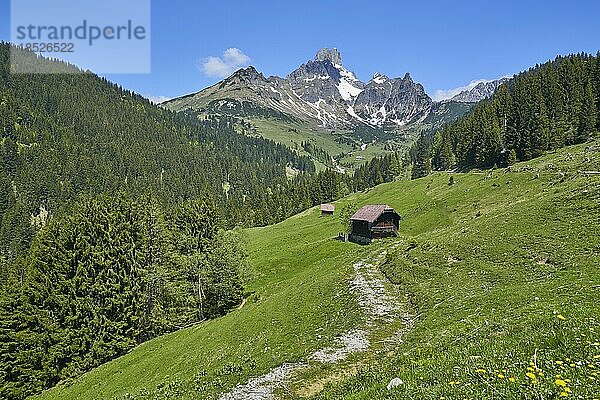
(36, 140, 600, 399)
(313, 143, 600, 399)
(250, 118, 411, 174)
(242, 118, 392, 172)
(35, 207, 368, 400)
(246, 118, 350, 171)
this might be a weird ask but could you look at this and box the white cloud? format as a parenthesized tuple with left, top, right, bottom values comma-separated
(199, 48, 251, 78)
(145, 95, 171, 104)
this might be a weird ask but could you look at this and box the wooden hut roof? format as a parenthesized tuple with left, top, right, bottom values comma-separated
(320, 203, 335, 212)
(350, 204, 396, 222)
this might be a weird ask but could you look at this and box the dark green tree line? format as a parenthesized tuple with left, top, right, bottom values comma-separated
(412, 53, 600, 175)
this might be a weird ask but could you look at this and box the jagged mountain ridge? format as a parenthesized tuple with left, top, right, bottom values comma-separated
(353, 72, 432, 128)
(165, 48, 506, 130)
(450, 77, 511, 103)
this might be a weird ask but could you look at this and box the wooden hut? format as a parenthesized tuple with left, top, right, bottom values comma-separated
(349, 205, 400, 244)
(320, 203, 335, 216)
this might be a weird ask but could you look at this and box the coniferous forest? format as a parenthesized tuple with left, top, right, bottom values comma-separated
(411, 53, 600, 177)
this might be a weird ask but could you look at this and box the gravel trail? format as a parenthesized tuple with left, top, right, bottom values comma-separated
(218, 246, 409, 400)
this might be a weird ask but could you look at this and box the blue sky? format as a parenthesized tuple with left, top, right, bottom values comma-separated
(1, 0, 599, 101)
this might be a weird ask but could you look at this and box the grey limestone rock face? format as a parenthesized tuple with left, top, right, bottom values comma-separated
(219, 66, 266, 87)
(281, 49, 365, 128)
(287, 59, 343, 103)
(354, 73, 432, 125)
(315, 48, 343, 65)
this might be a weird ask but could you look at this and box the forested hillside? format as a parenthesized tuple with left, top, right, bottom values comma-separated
(0, 45, 368, 399)
(411, 53, 600, 176)
(2, 44, 325, 249)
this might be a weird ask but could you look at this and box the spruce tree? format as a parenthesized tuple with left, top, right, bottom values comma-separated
(412, 138, 432, 179)
(577, 82, 598, 141)
(507, 149, 517, 166)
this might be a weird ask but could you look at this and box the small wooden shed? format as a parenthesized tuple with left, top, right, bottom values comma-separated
(320, 203, 335, 216)
(349, 205, 400, 244)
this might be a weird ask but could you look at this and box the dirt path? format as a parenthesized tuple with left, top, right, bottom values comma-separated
(219, 363, 303, 400)
(350, 259, 402, 324)
(237, 297, 247, 310)
(217, 245, 411, 400)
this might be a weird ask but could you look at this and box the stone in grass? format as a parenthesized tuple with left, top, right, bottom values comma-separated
(386, 377, 404, 390)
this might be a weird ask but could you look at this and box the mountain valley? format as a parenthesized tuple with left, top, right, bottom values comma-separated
(1, 26, 599, 400)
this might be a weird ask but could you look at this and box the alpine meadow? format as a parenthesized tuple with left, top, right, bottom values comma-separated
(0, 2, 599, 399)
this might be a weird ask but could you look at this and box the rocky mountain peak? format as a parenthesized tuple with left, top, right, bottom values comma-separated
(371, 72, 389, 84)
(234, 66, 263, 79)
(217, 66, 267, 90)
(315, 48, 342, 65)
(403, 72, 413, 82)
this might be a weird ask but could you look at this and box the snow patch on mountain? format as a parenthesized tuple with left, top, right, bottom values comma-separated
(346, 105, 363, 122)
(337, 78, 363, 102)
(371, 73, 388, 84)
(335, 64, 361, 82)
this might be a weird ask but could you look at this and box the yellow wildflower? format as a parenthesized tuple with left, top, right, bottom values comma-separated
(508, 377, 516, 382)
(560, 392, 568, 397)
(557, 314, 566, 320)
(555, 379, 567, 387)
(498, 373, 505, 379)
(475, 368, 486, 373)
